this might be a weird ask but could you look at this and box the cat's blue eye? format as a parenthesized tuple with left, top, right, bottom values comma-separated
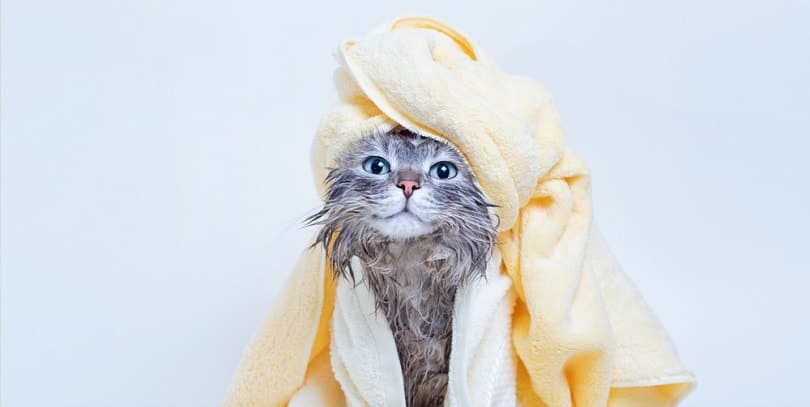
(429, 161, 458, 180)
(362, 156, 391, 175)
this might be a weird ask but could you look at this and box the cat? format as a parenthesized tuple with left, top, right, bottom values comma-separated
(306, 127, 498, 407)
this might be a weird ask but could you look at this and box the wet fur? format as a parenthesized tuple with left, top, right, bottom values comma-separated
(306, 128, 497, 406)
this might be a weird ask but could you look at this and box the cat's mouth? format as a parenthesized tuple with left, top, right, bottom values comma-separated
(380, 207, 427, 223)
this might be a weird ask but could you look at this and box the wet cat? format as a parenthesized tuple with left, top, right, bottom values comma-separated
(306, 127, 497, 406)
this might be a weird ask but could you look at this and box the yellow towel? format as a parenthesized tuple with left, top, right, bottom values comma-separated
(226, 16, 695, 406)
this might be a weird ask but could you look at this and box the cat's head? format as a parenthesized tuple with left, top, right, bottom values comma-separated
(306, 128, 498, 276)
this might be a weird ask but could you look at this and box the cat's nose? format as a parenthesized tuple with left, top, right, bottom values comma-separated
(397, 180, 421, 198)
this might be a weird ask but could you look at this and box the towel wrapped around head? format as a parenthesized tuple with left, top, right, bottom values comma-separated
(226, 16, 695, 407)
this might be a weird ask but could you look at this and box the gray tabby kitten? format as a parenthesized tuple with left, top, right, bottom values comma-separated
(306, 127, 498, 407)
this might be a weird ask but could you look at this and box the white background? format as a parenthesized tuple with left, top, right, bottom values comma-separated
(3, 1, 809, 406)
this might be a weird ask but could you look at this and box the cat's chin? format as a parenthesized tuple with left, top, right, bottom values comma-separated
(372, 212, 436, 239)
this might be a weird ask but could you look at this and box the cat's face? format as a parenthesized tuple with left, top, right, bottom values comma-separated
(309, 128, 495, 240)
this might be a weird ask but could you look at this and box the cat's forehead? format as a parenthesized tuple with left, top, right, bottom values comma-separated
(355, 130, 459, 158)
(393, 128, 433, 148)
(405, 136, 428, 147)
(385, 132, 443, 151)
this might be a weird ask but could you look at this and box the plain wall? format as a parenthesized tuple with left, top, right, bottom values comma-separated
(2, 0, 809, 405)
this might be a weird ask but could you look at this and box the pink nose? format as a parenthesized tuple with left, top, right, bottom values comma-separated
(397, 180, 420, 197)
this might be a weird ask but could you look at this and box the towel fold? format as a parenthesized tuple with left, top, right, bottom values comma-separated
(226, 16, 695, 406)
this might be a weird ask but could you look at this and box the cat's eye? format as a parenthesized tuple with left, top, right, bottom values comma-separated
(362, 156, 391, 175)
(429, 161, 458, 180)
